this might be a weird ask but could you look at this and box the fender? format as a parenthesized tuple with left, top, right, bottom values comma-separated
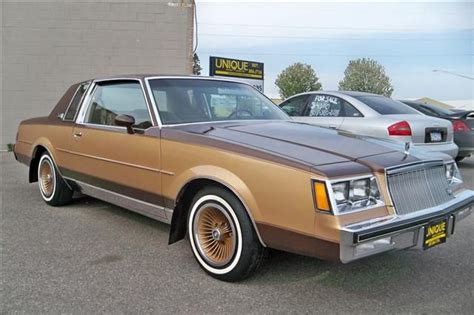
(167, 165, 266, 246)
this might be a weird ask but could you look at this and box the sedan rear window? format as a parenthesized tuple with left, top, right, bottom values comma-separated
(356, 96, 418, 115)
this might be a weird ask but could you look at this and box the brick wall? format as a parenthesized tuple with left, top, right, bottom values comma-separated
(1, 0, 194, 149)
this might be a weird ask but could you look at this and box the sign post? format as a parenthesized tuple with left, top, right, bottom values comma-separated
(209, 56, 264, 92)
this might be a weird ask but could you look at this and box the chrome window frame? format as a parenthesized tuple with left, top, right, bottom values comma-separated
(75, 78, 156, 132)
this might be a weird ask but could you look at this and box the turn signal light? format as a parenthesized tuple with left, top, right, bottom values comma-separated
(313, 181, 331, 212)
(452, 120, 470, 133)
(388, 121, 412, 136)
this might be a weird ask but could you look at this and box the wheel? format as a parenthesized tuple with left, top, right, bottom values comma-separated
(37, 153, 73, 206)
(188, 186, 265, 282)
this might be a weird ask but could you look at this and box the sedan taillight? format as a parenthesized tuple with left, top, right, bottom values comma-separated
(388, 121, 412, 136)
(452, 120, 470, 133)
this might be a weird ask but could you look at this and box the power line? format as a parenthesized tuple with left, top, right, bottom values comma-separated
(199, 22, 472, 33)
(199, 32, 468, 41)
(198, 51, 471, 57)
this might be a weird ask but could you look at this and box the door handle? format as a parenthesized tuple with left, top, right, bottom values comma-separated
(73, 132, 82, 138)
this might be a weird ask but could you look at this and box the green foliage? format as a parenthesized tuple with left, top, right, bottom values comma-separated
(338, 58, 394, 96)
(7, 143, 14, 152)
(192, 53, 202, 75)
(275, 62, 322, 99)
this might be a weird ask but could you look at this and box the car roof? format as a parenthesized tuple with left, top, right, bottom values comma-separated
(336, 91, 380, 97)
(89, 74, 242, 82)
(285, 90, 382, 100)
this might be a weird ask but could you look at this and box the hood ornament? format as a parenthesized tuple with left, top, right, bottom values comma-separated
(403, 142, 411, 159)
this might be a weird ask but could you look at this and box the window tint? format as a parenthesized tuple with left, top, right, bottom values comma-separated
(64, 82, 90, 120)
(356, 96, 417, 115)
(280, 95, 308, 116)
(84, 81, 152, 129)
(149, 79, 288, 125)
(421, 104, 454, 116)
(308, 95, 343, 117)
(342, 101, 363, 117)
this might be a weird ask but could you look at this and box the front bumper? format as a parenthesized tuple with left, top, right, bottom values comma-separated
(340, 190, 474, 263)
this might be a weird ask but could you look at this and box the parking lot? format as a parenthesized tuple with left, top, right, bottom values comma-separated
(1, 152, 473, 313)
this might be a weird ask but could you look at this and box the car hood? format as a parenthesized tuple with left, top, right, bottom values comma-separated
(166, 121, 450, 176)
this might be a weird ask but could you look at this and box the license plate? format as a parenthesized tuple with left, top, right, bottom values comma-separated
(430, 132, 442, 142)
(423, 218, 448, 249)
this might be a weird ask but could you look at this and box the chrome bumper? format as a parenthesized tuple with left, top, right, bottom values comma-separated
(340, 190, 474, 263)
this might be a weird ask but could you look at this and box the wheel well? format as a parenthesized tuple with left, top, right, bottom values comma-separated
(169, 179, 250, 245)
(29, 145, 47, 183)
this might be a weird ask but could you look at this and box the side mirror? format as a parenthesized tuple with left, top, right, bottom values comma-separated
(115, 114, 135, 134)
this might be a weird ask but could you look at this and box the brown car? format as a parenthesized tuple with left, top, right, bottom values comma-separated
(14, 75, 474, 281)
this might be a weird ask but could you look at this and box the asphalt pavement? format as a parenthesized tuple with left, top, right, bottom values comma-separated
(1, 153, 473, 313)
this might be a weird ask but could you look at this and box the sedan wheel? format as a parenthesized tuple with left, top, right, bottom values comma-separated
(194, 202, 237, 267)
(188, 186, 265, 282)
(37, 153, 73, 206)
(38, 155, 56, 201)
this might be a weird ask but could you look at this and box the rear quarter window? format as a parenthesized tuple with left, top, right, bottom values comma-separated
(357, 96, 417, 115)
(64, 82, 90, 120)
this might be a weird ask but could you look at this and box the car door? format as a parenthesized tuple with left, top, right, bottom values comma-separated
(296, 94, 345, 129)
(63, 79, 165, 218)
(279, 95, 311, 117)
(337, 99, 365, 131)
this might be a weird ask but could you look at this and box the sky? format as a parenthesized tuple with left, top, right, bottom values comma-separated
(194, 0, 474, 101)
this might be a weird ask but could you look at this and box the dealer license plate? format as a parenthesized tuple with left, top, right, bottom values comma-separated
(430, 132, 442, 142)
(423, 218, 448, 249)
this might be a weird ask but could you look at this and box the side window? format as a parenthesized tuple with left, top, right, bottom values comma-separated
(342, 101, 363, 117)
(280, 95, 309, 116)
(64, 82, 90, 120)
(84, 81, 152, 129)
(308, 95, 343, 117)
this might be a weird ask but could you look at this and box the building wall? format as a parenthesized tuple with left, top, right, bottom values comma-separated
(1, 0, 194, 149)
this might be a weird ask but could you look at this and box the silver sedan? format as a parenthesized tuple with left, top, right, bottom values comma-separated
(279, 91, 459, 158)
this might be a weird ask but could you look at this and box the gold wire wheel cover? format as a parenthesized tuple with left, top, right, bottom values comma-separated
(194, 203, 237, 267)
(39, 158, 55, 198)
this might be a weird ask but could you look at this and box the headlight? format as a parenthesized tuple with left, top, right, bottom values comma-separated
(445, 163, 463, 186)
(330, 176, 383, 214)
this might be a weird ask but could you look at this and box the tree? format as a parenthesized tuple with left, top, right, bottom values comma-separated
(275, 62, 322, 99)
(338, 58, 393, 96)
(192, 53, 202, 75)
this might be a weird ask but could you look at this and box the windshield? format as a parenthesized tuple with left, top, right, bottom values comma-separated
(148, 79, 289, 125)
(356, 96, 418, 115)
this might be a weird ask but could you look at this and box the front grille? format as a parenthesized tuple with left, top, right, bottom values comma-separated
(387, 163, 453, 215)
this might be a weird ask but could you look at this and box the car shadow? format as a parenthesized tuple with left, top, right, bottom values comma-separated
(245, 249, 417, 294)
(68, 194, 171, 234)
(66, 194, 423, 293)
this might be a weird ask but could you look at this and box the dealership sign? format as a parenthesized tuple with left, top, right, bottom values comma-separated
(209, 56, 264, 92)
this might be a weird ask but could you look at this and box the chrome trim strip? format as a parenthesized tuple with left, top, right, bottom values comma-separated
(385, 160, 444, 175)
(17, 139, 33, 145)
(68, 178, 172, 224)
(56, 148, 174, 175)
